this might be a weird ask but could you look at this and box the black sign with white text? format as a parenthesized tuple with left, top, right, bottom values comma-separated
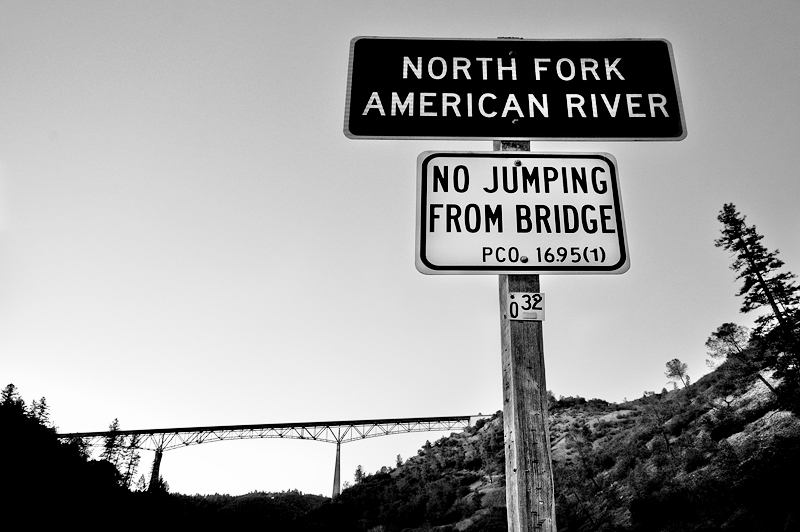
(345, 37, 685, 141)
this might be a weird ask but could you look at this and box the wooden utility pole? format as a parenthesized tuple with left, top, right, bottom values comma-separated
(496, 140, 556, 532)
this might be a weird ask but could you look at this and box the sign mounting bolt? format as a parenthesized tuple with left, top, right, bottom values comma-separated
(514, 160, 522, 166)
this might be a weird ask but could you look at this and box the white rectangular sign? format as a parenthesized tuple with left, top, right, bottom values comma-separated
(508, 292, 545, 321)
(415, 152, 629, 274)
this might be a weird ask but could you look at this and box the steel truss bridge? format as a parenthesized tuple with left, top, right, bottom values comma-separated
(57, 415, 480, 497)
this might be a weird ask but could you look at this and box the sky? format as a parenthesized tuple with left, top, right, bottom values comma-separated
(2, 0, 799, 497)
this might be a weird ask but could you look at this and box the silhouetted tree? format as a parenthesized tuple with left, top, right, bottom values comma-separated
(354, 464, 365, 484)
(152, 475, 170, 493)
(1, 384, 131, 524)
(706, 323, 779, 397)
(715, 203, 799, 333)
(1, 383, 23, 407)
(716, 204, 799, 346)
(665, 358, 690, 388)
(101, 418, 125, 477)
(27, 396, 52, 427)
(715, 203, 800, 409)
(121, 435, 142, 489)
(134, 474, 148, 492)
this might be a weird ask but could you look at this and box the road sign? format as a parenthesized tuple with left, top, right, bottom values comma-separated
(345, 37, 685, 141)
(415, 151, 629, 274)
(508, 292, 545, 321)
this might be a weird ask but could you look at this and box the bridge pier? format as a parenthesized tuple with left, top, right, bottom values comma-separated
(148, 448, 164, 492)
(332, 441, 341, 498)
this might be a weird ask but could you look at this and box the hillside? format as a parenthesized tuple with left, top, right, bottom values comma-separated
(299, 362, 800, 531)
(297, 412, 509, 531)
(3, 362, 799, 530)
(548, 367, 800, 531)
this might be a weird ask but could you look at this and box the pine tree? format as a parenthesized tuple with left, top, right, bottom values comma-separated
(120, 435, 141, 489)
(665, 358, 690, 388)
(27, 397, 52, 428)
(706, 323, 780, 397)
(714, 203, 800, 409)
(1, 383, 24, 407)
(101, 418, 124, 472)
(134, 474, 147, 492)
(354, 465, 365, 484)
(715, 203, 799, 344)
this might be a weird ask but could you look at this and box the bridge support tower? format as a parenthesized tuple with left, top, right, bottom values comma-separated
(148, 448, 164, 493)
(332, 441, 342, 498)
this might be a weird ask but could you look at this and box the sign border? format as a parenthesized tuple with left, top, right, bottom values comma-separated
(344, 36, 687, 142)
(415, 151, 630, 275)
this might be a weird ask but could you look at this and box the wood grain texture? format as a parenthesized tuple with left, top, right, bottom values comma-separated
(497, 140, 556, 532)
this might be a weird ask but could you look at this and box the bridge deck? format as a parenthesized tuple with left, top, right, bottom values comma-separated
(57, 414, 483, 451)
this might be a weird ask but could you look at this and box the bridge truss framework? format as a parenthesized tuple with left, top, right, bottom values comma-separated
(57, 414, 479, 497)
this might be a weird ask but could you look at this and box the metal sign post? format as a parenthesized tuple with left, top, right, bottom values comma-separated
(496, 140, 555, 532)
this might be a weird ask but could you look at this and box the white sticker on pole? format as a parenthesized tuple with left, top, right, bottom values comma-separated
(508, 292, 545, 321)
(415, 152, 629, 275)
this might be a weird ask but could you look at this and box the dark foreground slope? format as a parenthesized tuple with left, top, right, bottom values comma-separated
(0, 387, 326, 529)
(4, 363, 800, 531)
